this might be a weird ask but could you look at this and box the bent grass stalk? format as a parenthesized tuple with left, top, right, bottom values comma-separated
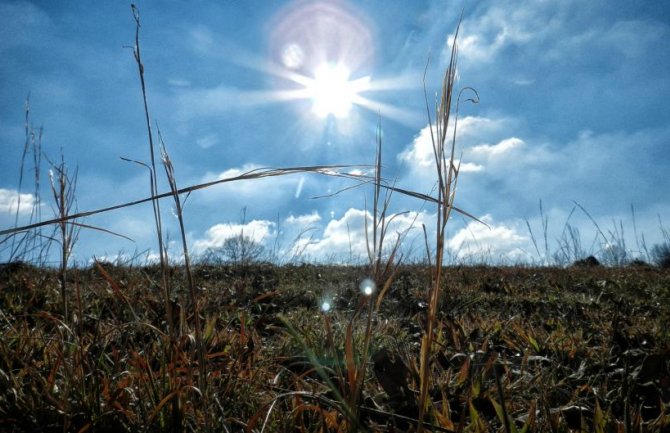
(0, 165, 373, 238)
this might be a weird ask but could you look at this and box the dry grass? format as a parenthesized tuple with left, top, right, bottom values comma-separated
(0, 263, 668, 432)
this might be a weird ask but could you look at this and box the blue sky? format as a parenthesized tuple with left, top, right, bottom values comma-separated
(1, 0, 669, 265)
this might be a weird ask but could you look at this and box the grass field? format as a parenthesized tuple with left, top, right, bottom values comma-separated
(1, 261, 668, 432)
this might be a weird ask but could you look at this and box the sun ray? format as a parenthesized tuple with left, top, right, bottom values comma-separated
(353, 95, 423, 127)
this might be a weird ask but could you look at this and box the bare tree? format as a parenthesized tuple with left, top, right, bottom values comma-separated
(219, 232, 266, 265)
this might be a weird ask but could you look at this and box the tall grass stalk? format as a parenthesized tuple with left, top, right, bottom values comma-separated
(345, 119, 410, 425)
(129, 5, 174, 331)
(267, 122, 416, 431)
(525, 199, 550, 265)
(48, 154, 79, 322)
(159, 131, 211, 433)
(630, 204, 649, 261)
(417, 16, 479, 432)
(129, 6, 181, 429)
(5, 98, 49, 264)
(575, 201, 632, 265)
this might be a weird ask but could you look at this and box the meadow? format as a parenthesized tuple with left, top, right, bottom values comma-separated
(1, 8, 670, 433)
(0, 261, 669, 432)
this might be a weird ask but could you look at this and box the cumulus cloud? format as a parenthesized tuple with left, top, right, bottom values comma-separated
(459, 162, 484, 173)
(445, 6, 538, 64)
(396, 102, 670, 237)
(285, 211, 321, 226)
(447, 215, 532, 263)
(291, 208, 428, 262)
(193, 219, 275, 253)
(397, 124, 434, 168)
(397, 116, 522, 186)
(302, 208, 370, 260)
(444, 1, 568, 65)
(448, 0, 667, 72)
(0, 189, 37, 215)
(398, 116, 517, 167)
(471, 137, 524, 157)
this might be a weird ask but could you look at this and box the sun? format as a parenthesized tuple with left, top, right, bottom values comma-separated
(305, 63, 370, 119)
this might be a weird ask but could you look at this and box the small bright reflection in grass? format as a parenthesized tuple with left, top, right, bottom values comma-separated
(359, 278, 375, 296)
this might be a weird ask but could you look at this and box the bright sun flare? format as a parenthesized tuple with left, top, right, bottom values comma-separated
(306, 63, 370, 118)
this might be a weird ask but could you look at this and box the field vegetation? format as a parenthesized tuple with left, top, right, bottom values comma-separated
(0, 262, 669, 432)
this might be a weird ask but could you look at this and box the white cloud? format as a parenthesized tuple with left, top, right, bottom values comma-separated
(471, 137, 524, 157)
(398, 116, 516, 168)
(294, 208, 428, 262)
(347, 168, 367, 176)
(285, 211, 321, 226)
(456, 116, 512, 141)
(311, 208, 370, 257)
(450, 33, 502, 63)
(397, 124, 434, 168)
(0, 188, 37, 215)
(393, 113, 669, 243)
(168, 78, 191, 87)
(398, 117, 523, 185)
(189, 25, 214, 54)
(193, 219, 275, 253)
(459, 162, 484, 173)
(448, 1, 667, 70)
(447, 215, 532, 263)
(446, 6, 536, 64)
(196, 133, 219, 149)
(206, 164, 259, 181)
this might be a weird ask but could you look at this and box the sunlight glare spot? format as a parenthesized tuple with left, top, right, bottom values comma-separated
(360, 278, 375, 296)
(321, 300, 331, 312)
(306, 63, 369, 118)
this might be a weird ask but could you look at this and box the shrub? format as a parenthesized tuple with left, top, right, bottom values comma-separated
(651, 242, 670, 268)
(572, 255, 601, 267)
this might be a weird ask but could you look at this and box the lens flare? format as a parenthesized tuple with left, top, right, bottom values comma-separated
(282, 43, 304, 69)
(226, 0, 424, 130)
(359, 278, 375, 296)
(321, 300, 332, 312)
